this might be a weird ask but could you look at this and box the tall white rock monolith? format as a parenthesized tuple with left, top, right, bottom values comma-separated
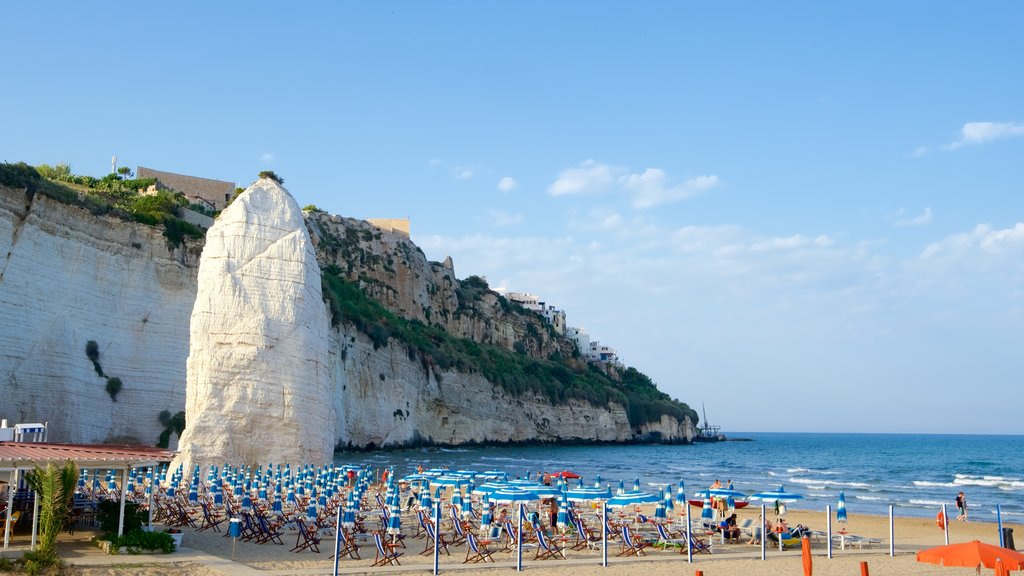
(174, 178, 334, 472)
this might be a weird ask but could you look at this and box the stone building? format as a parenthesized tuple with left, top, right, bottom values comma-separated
(137, 167, 236, 211)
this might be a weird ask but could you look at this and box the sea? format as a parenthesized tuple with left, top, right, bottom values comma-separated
(335, 432, 1024, 524)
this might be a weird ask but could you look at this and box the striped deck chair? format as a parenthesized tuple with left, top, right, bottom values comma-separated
(290, 518, 321, 553)
(534, 529, 566, 560)
(255, 510, 286, 545)
(654, 522, 687, 549)
(419, 521, 451, 556)
(571, 517, 601, 550)
(372, 532, 402, 566)
(197, 503, 224, 532)
(449, 516, 469, 547)
(464, 532, 496, 563)
(328, 528, 361, 560)
(685, 530, 713, 555)
(617, 525, 648, 557)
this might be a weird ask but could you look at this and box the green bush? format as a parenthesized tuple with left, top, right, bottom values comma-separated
(97, 500, 146, 537)
(156, 410, 185, 448)
(105, 377, 123, 401)
(258, 170, 283, 184)
(111, 529, 176, 553)
(303, 204, 325, 212)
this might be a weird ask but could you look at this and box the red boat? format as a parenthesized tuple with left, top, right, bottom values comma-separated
(688, 499, 749, 509)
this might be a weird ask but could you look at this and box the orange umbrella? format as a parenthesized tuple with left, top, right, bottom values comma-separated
(917, 540, 1024, 571)
(801, 536, 813, 576)
(995, 558, 1008, 576)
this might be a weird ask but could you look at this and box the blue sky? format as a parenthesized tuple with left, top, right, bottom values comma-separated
(3, 2, 1022, 434)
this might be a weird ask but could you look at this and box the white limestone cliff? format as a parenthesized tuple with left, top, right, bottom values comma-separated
(174, 179, 334, 471)
(0, 187, 198, 444)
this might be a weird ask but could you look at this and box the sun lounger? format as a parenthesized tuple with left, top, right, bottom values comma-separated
(535, 529, 567, 560)
(465, 532, 496, 563)
(617, 525, 649, 557)
(372, 532, 402, 566)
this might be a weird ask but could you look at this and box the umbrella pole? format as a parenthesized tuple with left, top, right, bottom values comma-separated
(827, 504, 832, 559)
(686, 501, 692, 563)
(332, 498, 342, 576)
(517, 502, 524, 572)
(942, 503, 948, 546)
(761, 504, 767, 561)
(997, 504, 1004, 548)
(434, 499, 440, 576)
(602, 501, 608, 567)
(888, 504, 894, 557)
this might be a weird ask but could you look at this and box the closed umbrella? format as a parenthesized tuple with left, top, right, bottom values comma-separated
(701, 497, 714, 522)
(386, 502, 402, 536)
(676, 480, 686, 505)
(479, 494, 493, 536)
(633, 478, 641, 492)
(654, 498, 667, 521)
(594, 474, 602, 488)
(837, 491, 848, 523)
(617, 479, 625, 495)
(557, 500, 570, 532)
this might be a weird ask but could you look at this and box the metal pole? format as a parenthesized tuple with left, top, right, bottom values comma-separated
(761, 504, 766, 560)
(827, 504, 833, 559)
(332, 498, 342, 576)
(601, 501, 608, 567)
(997, 504, 1004, 548)
(686, 500, 692, 563)
(3, 469, 16, 549)
(434, 499, 441, 575)
(118, 468, 128, 537)
(30, 490, 39, 550)
(942, 503, 948, 546)
(516, 502, 524, 571)
(147, 466, 154, 533)
(888, 504, 894, 557)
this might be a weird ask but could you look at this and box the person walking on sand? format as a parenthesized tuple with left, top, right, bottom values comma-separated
(955, 491, 968, 521)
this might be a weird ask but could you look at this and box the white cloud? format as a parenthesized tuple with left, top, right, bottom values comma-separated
(622, 171, 719, 209)
(260, 152, 274, 162)
(548, 160, 619, 196)
(944, 121, 1024, 150)
(452, 166, 475, 180)
(497, 176, 517, 192)
(549, 160, 719, 209)
(428, 158, 443, 167)
(911, 146, 930, 158)
(895, 207, 933, 227)
(488, 210, 524, 227)
(922, 222, 1024, 260)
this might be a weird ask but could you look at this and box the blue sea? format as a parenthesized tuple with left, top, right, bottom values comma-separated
(335, 432, 1024, 523)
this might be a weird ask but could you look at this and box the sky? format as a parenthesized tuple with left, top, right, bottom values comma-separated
(3, 1, 1022, 434)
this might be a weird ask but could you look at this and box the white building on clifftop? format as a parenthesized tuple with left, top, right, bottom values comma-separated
(506, 292, 566, 335)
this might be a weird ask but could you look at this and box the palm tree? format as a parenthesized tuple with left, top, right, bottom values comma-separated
(25, 459, 79, 560)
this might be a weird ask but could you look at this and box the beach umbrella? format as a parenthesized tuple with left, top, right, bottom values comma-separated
(701, 498, 714, 522)
(419, 488, 432, 510)
(432, 475, 470, 488)
(386, 502, 402, 536)
(616, 479, 625, 495)
(633, 477, 641, 492)
(188, 485, 199, 504)
(748, 485, 803, 502)
(594, 474, 602, 488)
(451, 487, 464, 512)
(271, 492, 281, 514)
(552, 470, 581, 479)
(479, 470, 508, 482)
(917, 540, 1024, 572)
(566, 486, 612, 502)
(606, 490, 661, 508)
(472, 482, 506, 496)
(491, 488, 540, 504)
(664, 487, 675, 513)
(693, 488, 748, 500)
(837, 491, 848, 523)
(676, 480, 686, 505)
(461, 493, 474, 519)
(654, 498, 667, 521)
(479, 494, 493, 535)
(241, 494, 253, 512)
(557, 500, 570, 531)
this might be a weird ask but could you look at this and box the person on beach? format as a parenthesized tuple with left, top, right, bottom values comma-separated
(748, 515, 771, 544)
(955, 491, 968, 521)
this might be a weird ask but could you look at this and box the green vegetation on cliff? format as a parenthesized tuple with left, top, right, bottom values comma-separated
(0, 162, 204, 247)
(321, 266, 698, 428)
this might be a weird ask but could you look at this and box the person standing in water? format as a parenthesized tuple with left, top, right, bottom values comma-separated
(955, 491, 968, 522)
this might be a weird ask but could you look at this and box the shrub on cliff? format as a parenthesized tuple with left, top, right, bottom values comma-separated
(258, 170, 284, 184)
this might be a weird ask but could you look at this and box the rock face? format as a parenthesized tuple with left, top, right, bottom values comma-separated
(174, 179, 334, 471)
(0, 187, 198, 444)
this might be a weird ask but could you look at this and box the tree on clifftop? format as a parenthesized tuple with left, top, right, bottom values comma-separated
(258, 170, 284, 184)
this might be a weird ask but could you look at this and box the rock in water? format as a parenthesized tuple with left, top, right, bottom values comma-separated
(175, 178, 334, 472)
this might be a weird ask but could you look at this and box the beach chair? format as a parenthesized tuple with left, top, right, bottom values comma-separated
(685, 530, 713, 554)
(2, 511, 21, 536)
(290, 518, 321, 553)
(328, 528, 361, 560)
(420, 521, 451, 556)
(449, 516, 469, 547)
(617, 525, 648, 557)
(197, 502, 225, 532)
(654, 522, 687, 549)
(465, 532, 496, 563)
(737, 518, 754, 538)
(571, 517, 601, 550)
(255, 510, 286, 545)
(535, 529, 567, 560)
(372, 531, 403, 566)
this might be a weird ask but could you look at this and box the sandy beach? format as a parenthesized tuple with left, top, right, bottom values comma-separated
(3, 505, 1013, 575)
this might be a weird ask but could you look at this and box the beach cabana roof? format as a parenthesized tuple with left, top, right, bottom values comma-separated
(0, 442, 176, 470)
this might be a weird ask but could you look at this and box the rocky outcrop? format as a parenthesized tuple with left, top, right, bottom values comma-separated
(0, 187, 199, 444)
(174, 179, 334, 470)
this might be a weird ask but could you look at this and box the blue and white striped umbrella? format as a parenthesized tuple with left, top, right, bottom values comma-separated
(566, 486, 612, 502)
(479, 494, 493, 534)
(748, 485, 804, 503)
(664, 487, 675, 512)
(655, 498, 667, 520)
(432, 475, 470, 488)
(451, 488, 464, 511)
(307, 502, 319, 523)
(701, 498, 714, 521)
(461, 493, 474, 519)
(594, 474, 602, 488)
(606, 490, 662, 508)
(676, 480, 686, 504)
(387, 503, 402, 535)
(188, 485, 199, 504)
(472, 482, 506, 496)
(491, 488, 540, 503)
(419, 488, 432, 510)
(479, 470, 507, 482)
(617, 479, 625, 495)
(241, 494, 253, 511)
(836, 491, 848, 523)
(271, 492, 281, 513)
(557, 500, 570, 531)
(633, 478, 641, 492)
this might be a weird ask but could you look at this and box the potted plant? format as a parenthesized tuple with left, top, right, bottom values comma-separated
(164, 528, 183, 548)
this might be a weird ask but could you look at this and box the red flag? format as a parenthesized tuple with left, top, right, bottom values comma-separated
(936, 508, 946, 530)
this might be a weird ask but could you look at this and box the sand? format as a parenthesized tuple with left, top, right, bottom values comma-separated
(2, 505, 1012, 575)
